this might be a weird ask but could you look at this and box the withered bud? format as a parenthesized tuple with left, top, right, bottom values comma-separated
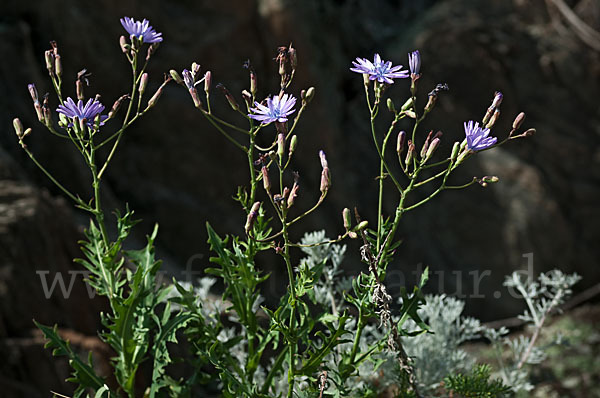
(342, 208, 352, 230)
(190, 88, 203, 109)
(204, 71, 212, 94)
(397, 130, 406, 155)
(50, 41, 58, 55)
(76, 79, 85, 101)
(146, 42, 160, 61)
(216, 83, 239, 111)
(54, 54, 62, 78)
(405, 140, 415, 166)
(108, 94, 130, 118)
(119, 36, 129, 53)
(363, 73, 370, 86)
(45, 50, 54, 75)
(34, 101, 44, 122)
(277, 133, 285, 162)
(512, 112, 525, 130)
(169, 70, 184, 85)
(283, 187, 290, 201)
(420, 130, 434, 159)
(13, 118, 24, 138)
(42, 105, 52, 126)
(245, 201, 261, 234)
(320, 167, 331, 194)
(289, 135, 298, 157)
(288, 45, 297, 70)
(262, 165, 271, 192)
(424, 94, 436, 113)
(319, 150, 328, 169)
(288, 181, 299, 208)
(139, 73, 149, 95)
(28, 84, 39, 103)
(425, 137, 440, 160)
(387, 98, 396, 113)
(451, 142, 460, 162)
(486, 109, 500, 129)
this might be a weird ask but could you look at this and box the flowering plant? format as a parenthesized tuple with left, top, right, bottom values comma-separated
(13, 16, 576, 398)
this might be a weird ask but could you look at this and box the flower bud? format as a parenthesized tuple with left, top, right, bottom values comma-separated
(289, 135, 297, 158)
(262, 165, 271, 192)
(54, 54, 62, 78)
(491, 91, 503, 109)
(424, 94, 436, 113)
(319, 150, 328, 169)
(512, 112, 525, 130)
(190, 88, 203, 109)
(425, 137, 440, 160)
(170, 70, 184, 85)
(268, 150, 277, 162)
(356, 220, 369, 231)
(250, 69, 257, 96)
(288, 181, 299, 208)
(192, 62, 201, 79)
(146, 79, 169, 110)
(303, 87, 315, 104)
(44, 50, 54, 75)
(76, 79, 85, 101)
(405, 140, 415, 166)
(404, 110, 417, 119)
(277, 133, 285, 162)
(485, 109, 500, 129)
(401, 97, 414, 112)
(34, 101, 44, 122)
(241, 90, 252, 108)
(387, 98, 395, 113)
(482, 175, 499, 183)
(363, 73, 371, 86)
(420, 130, 433, 159)
(245, 201, 261, 234)
(108, 94, 129, 119)
(119, 35, 129, 53)
(320, 167, 331, 194)
(43, 105, 52, 126)
(28, 84, 39, 102)
(396, 131, 406, 155)
(13, 118, 24, 138)
(523, 128, 536, 136)
(216, 84, 239, 111)
(342, 208, 352, 230)
(139, 73, 149, 95)
(289, 46, 297, 70)
(204, 71, 212, 94)
(146, 42, 159, 61)
(451, 142, 460, 162)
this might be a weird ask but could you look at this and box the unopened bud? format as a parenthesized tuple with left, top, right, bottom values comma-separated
(169, 70, 184, 85)
(356, 220, 368, 231)
(523, 128, 536, 136)
(319, 150, 328, 169)
(28, 84, 39, 102)
(216, 84, 239, 111)
(120, 36, 129, 53)
(485, 109, 500, 129)
(204, 71, 212, 94)
(451, 142, 460, 162)
(277, 133, 285, 162)
(425, 137, 440, 160)
(262, 166, 271, 192)
(387, 98, 396, 113)
(397, 130, 406, 155)
(289, 135, 297, 158)
(288, 182, 299, 207)
(482, 175, 499, 183)
(303, 87, 315, 104)
(512, 112, 525, 130)
(491, 91, 503, 109)
(54, 54, 62, 77)
(146, 80, 168, 110)
(139, 73, 149, 95)
(146, 42, 159, 61)
(420, 131, 433, 159)
(401, 97, 414, 112)
(241, 90, 252, 108)
(108, 94, 129, 118)
(342, 208, 352, 230)
(245, 201, 261, 233)
(34, 102, 44, 122)
(45, 50, 54, 75)
(191, 62, 201, 79)
(405, 140, 415, 166)
(268, 150, 277, 161)
(320, 167, 331, 194)
(43, 106, 52, 126)
(404, 110, 417, 119)
(250, 69, 257, 96)
(424, 94, 436, 113)
(76, 79, 85, 101)
(13, 118, 24, 138)
(190, 88, 203, 109)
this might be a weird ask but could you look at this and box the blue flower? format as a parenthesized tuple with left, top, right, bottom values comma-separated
(464, 120, 497, 151)
(120, 17, 163, 43)
(249, 94, 296, 124)
(408, 50, 421, 76)
(57, 97, 108, 128)
(350, 54, 409, 84)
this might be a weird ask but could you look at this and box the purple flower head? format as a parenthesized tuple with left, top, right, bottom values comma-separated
(120, 17, 163, 43)
(249, 93, 296, 124)
(464, 120, 497, 151)
(350, 54, 409, 84)
(57, 97, 108, 128)
(408, 50, 421, 76)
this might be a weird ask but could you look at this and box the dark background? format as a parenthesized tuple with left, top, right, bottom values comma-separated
(0, 0, 599, 396)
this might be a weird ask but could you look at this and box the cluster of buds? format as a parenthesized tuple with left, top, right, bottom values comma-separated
(482, 91, 503, 129)
(13, 118, 32, 145)
(478, 175, 499, 187)
(424, 83, 449, 113)
(300, 87, 315, 106)
(275, 44, 297, 89)
(45, 41, 62, 80)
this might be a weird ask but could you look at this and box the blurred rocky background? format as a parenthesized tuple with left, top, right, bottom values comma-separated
(1, 0, 599, 396)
